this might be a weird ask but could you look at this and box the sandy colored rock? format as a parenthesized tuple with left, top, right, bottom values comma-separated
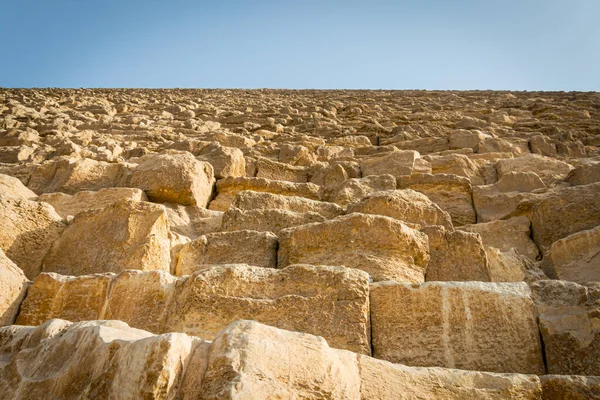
(370, 281, 545, 374)
(567, 162, 600, 186)
(0, 195, 65, 279)
(361, 150, 419, 178)
(124, 152, 215, 206)
(530, 182, 600, 252)
(398, 173, 476, 226)
(167, 264, 371, 354)
(496, 155, 573, 187)
(448, 129, 486, 151)
(0, 319, 210, 399)
(495, 171, 546, 193)
(485, 247, 530, 282)
(175, 230, 278, 275)
(423, 225, 491, 281)
(163, 203, 223, 239)
(196, 143, 246, 178)
(458, 216, 540, 261)
(220, 207, 326, 234)
(255, 157, 308, 182)
(472, 184, 546, 222)
(28, 157, 127, 195)
(231, 190, 343, 219)
(38, 187, 147, 218)
(0, 173, 37, 199)
(202, 320, 542, 400)
(326, 174, 397, 206)
(347, 189, 453, 229)
(209, 176, 322, 211)
(541, 225, 600, 282)
(42, 199, 171, 276)
(17, 264, 371, 354)
(531, 280, 600, 375)
(279, 213, 430, 282)
(540, 375, 600, 400)
(428, 153, 485, 185)
(0, 249, 29, 326)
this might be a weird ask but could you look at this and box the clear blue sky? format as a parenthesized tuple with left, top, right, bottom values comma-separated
(1, 0, 599, 90)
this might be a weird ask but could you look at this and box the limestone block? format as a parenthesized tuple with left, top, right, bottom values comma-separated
(232, 190, 343, 219)
(125, 152, 215, 206)
(163, 204, 223, 239)
(347, 189, 453, 229)
(326, 174, 397, 207)
(42, 200, 171, 276)
(496, 154, 573, 186)
(278, 213, 430, 282)
(428, 153, 485, 185)
(0, 249, 29, 326)
(531, 280, 600, 375)
(423, 225, 491, 281)
(255, 157, 308, 182)
(540, 375, 600, 400)
(370, 281, 545, 374)
(361, 150, 419, 178)
(175, 230, 278, 275)
(196, 143, 246, 178)
(0, 319, 210, 399)
(209, 177, 322, 211)
(458, 216, 540, 261)
(0, 173, 37, 199)
(38, 187, 147, 218)
(0, 195, 65, 279)
(397, 173, 476, 226)
(220, 207, 326, 234)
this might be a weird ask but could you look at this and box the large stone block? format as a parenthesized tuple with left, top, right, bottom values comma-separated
(0, 195, 65, 279)
(0, 319, 209, 399)
(124, 152, 215, 206)
(0, 249, 29, 326)
(196, 143, 246, 179)
(255, 157, 308, 182)
(361, 150, 419, 178)
(326, 174, 397, 206)
(540, 375, 600, 400)
(220, 207, 326, 234)
(209, 177, 322, 211)
(0, 173, 37, 199)
(531, 280, 600, 375)
(175, 230, 278, 275)
(347, 189, 453, 229)
(278, 213, 430, 282)
(17, 264, 371, 354)
(232, 190, 343, 219)
(496, 154, 573, 186)
(370, 281, 545, 374)
(42, 199, 171, 276)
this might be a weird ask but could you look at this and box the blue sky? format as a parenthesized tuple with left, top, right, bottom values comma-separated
(1, 0, 598, 90)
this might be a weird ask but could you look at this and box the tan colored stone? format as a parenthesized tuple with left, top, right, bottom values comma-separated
(370, 281, 545, 374)
(279, 213, 430, 282)
(209, 177, 322, 211)
(398, 173, 476, 226)
(42, 200, 171, 276)
(361, 150, 419, 178)
(0, 249, 29, 326)
(568, 162, 600, 186)
(0, 319, 210, 399)
(423, 225, 491, 281)
(531, 280, 600, 375)
(231, 190, 343, 219)
(163, 203, 223, 239)
(428, 153, 485, 185)
(496, 155, 573, 186)
(495, 171, 546, 192)
(175, 230, 278, 275)
(17, 264, 371, 354)
(540, 375, 600, 400)
(124, 152, 215, 206)
(220, 207, 326, 234)
(485, 248, 530, 282)
(255, 157, 308, 182)
(196, 143, 246, 178)
(0, 195, 65, 279)
(530, 182, 600, 252)
(0, 173, 37, 199)
(326, 174, 397, 206)
(541, 225, 600, 282)
(38, 187, 147, 218)
(347, 189, 453, 229)
(458, 216, 540, 261)
(448, 129, 486, 151)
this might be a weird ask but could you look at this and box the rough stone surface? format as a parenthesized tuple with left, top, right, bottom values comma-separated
(175, 230, 278, 275)
(0, 249, 29, 326)
(163, 204, 223, 239)
(326, 174, 397, 206)
(42, 199, 171, 276)
(531, 280, 600, 375)
(347, 189, 453, 229)
(370, 281, 545, 374)
(124, 152, 215, 206)
(540, 375, 600, 400)
(361, 150, 419, 178)
(220, 207, 326, 234)
(279, 213, 430, 282)
(0, 195, 65, 279)
(231, 190, 344, 219)
(0, 173, 37, 200)
(17, 264, 371, 354)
